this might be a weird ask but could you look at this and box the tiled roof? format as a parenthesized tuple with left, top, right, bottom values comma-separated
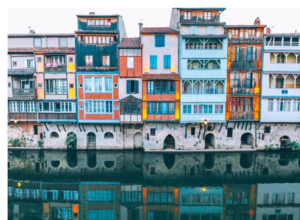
(77, 14, 120, 17)
(226, 25, 267, 28)
(8, 68, 35, 76)
(266, 33, 300, 36)
(182, 34, 227, 38)
(8, 47, 75, 54)
(181, 22, 226, 26)
(143, 73, 180, 79)
(118, 38, 142, 48)
(75, 30, 119, 34)
(8, 34, 75, 38)
(176, 7, 226, 11)
(141, 27, 177, 34)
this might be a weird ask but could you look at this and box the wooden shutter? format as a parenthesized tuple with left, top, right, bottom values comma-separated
(161, 35, 165, 47)
(234, 71, 238, 88)
(251, 72, 255, 87)
(252, 46, 256, 61)
(134, 80, 138, 93)
(127, 80, 131, 93)
(164, 55, 167, 68)
(189, 26, 194, 34)
(155, 35, 159, 47)
(154, 56, 157, 68)
(168, 55, 171, 68)
(230, 46, 236, 61)
(235, 46, 240, 61)
(247, 46, 253, 61)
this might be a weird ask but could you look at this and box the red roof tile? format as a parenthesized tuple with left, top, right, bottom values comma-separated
(8, 34, 74, 38)
(182, 34, 227, 38)
(8, 47, 75, 54)
(141, 27, 177, 34)
(118, 38, 142, 48)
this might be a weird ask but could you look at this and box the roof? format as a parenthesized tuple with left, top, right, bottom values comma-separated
(175, 8, 226, 11)
(8, 47, 75, 54)
(226, 25, 267, 28)
(8, 34, 75, 38)
(118, 38, 142, 48)
(181, 22, 226, 26)
(142, 73, 180, 80)
(8, 68, 35, 76)
(266, 33, 300, 37)
(182, 34, 227, 38)
(141, 27, 177, 34)
(76, 14, 120, 18)
(75, 30, 119, 34)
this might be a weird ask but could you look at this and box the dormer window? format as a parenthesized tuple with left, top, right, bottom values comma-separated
(204, 12, 211, 20)
(87, 19, 111, 26)
(184, 11, 191, 20)
(249, 29, 255, 39)
(34, 38, 42, 48)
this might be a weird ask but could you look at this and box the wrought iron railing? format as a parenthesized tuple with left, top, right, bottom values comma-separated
(44, 66, 67, 72)
(13, 89, 35, 97)
(229, 112, 254, 120)
(38, 113, 76, 120)
(180, 15, 220, 23)
(230, 88, 254, 95)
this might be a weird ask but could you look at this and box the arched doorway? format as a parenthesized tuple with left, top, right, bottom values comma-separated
(241, 133, 253, 148)
(87, 151, 96, 168)
(87, 132, 96, 149)
(204, 154, 215, 169)
(280, 136, 290, 148)
(163, 154, 175, 169)
(133, 132, 143, 148)
(67, 151, 77, 168)
(205, 133, 215, 149)
(164, 135, 175, 150)
(240, 154, 254, 169)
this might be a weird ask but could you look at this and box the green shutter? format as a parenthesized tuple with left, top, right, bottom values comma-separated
(127, 80, 131, 94)
(134, 80, 138, 93)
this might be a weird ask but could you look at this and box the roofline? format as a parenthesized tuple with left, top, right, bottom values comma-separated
(181, 35, 227, 39)
(76, 15, 120, 18)
(118, 47, 143, 49)
(8, 34, 75, 38)
(181, 23, 226, 26)
(226, 25, 267, 28)
(75, 31, 119, 34)
(174, 7, 226, 11)
(266, 34, 300, 37)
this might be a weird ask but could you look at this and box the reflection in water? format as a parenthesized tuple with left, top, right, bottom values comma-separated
(8, 150, 300, 220)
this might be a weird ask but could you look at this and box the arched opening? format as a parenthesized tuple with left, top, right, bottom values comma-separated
(163, 135, 175, 150)
(278, 153, 290, 166)
(104, 161, 114, 168)
(133, 150, 143, 168)
(240, 154, 254, 169)
(50, 132, 59, 138)
(205, 133, 215, 149)
(67, 151, 77, 168)
(280, 136, 290, 148)
(87, 132, 96, 149)
(204, 154, 215, 169)
(241, 133, 253, 148)
(104, 132, 114, 139)
(51, 161, 60, 168)
(163, 154, 175, 169)
(87, 151, 96, 168)
(66, 132, 77, 149)
(133, 132, 143, 148)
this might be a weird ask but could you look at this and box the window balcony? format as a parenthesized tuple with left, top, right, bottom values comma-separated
(44, 55, 67, 72)
(44, 66, 67, 72)
(230, 88, 255, 95)
(12, 89, 36, 98)
(9, 113, 37, 122)
(229, 112, 254, 120)
(180, 15, 220, 23)
(38, 113, 76, 120)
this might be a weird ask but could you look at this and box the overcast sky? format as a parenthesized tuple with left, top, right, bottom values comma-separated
(7, 8, 300, 37)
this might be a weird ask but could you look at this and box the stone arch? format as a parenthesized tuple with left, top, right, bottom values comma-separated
(279, 135, 291, 148)
(104, 132, 114, 139)
(50, 132, 59, 138)
(67, 151, 77, 168)
(240, 154, 254, 169)
(133, 132, 143, 148)
(205, 133, 215, 149)
(87, 151, 97, 168)
(163, 134, 175, 150)
(51, 160, 60, 168)
(163, 153, 175, 169)
(87, 132, 96, 149)
(204, 154, 215, 169)
(241, 132, 253, 148)
(66, 132, 77, 149)
(104, 161, 114, 168)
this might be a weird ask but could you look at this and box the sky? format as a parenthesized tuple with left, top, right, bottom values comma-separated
(7, 8, 300, 37)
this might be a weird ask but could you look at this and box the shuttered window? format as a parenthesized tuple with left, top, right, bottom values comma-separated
(235, 46, 240, 61)
(155, 35, 165, 47)
(246, 72, 252, 88)
(126, 80, 139, 94)
(206, 26, 215, 35)
(147, 102, 175, 114)
(247, 46, 256, 61)
(150, 55, 157, 68)
(147, 81, 175, 94)
(163, 55, 171, 68)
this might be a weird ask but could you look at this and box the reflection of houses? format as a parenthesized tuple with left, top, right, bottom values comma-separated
(223, 184, 256, 220)
(179, 187, 223, 220)
(120, 184, 143, 220)
(256, 183, 300, 220)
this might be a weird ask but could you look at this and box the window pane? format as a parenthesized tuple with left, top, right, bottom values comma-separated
(60, 38, 67, 47)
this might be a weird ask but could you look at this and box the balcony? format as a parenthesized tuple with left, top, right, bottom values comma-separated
(230, 88, 255, 95)
(180, 15, 220, 23)
(44, 66, 67, 72)
(9, 113, 37, 122)
(13, 89, 35, 97)
(38, 113, 76, 121)
(229, 112, 254, 120)
(44, 55, 67, 72)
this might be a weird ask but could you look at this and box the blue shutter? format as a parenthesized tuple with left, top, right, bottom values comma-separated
(164, 55, 167, 68)
(127, 80, 131, 93)
(151, 56, 157, 68)
(155, 35, 158, 47)
(168, 55, 171, 68)
(161, 35, 165, 47)
(134, 80, 138, 93)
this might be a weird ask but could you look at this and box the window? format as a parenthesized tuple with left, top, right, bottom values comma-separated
(84, 77, 112, 92)
(188, 60, 220, 69)
(155, 35, 165, 47)
(235, 46, 240, 61)
(263, 193, 269, 204)
(19, 101, 26, 112)
(127, 57, 134, 68)
(147, 81, 175, 94)
(150, 128, 156, 136)
(69, 57, 73, 62)
(8, 82, 11, 87)
(9, 101, 19, 112)
(56, 79, 67, 94)
(77, 35, 83, 42)
(80, 105, 83, 110)
(120, 102, 141, 115)
(246, 46, 256, 61)
(277, 99, 291, 111)
(215, 105, 223, 113)
(37, 57, 42, 62)
(150, 55, 157, 69)
(246, 72, 255, 88)
(184, 11, 191, 19)
(33, 125, 38, 135)
(34, 38, 42, 47)
(191, 127, 195, 135)
(204, 12, 211, 20)
(227, 128, 233, 137)
(45, 79, 67, 94)
(276, 78, 284, 88)
(50, 132, 59, 138)
(59, 38, 67, 47)
(264, 126, 271, 134)
(87, 190, 114, 202)
(287, 193, 295, 203)
(268, 99, 273, 111)
(102, 56, 110, 66)
(38, 102, 75, 112)
(13, 61, 17, 66)
(147, 102, 175, 114)
(183, 105, 191, 114)
(69, 84, 74, 89)
(127, 80, 138, 93)
(85, 55, 93, 66)
(164, 55, 171, 68)
(27, 60, 34, 67)
(85, 101, 112, 114)
(38, 84, 42, 89)
(293, 100, 300, 111)
(104, 132, 114, 139)
(79, 83, 83, 88)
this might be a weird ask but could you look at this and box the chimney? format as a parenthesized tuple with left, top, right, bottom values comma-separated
(89, 12, 95, 15)
(254, 17, 261, 25)
(266, 27, 271, 35)
(29, 30, 35, 34)
(138, 23, 143, 41)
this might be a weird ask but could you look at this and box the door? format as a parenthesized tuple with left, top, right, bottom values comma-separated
(87, 132, 96, 149)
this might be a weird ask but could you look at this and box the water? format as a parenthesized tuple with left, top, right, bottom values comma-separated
(8, 150, 300, 220)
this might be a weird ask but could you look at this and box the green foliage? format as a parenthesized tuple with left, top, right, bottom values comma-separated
(65, 133, 77, 150)
(8, 138, 21, 147)
(287, 141, 300, 150)
(264, 144, 280, 151)
(37, 140, 43, 147)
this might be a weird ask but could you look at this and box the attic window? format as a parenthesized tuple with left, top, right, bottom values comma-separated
(88, 19, 111, 26)
(204, 12, 211, 20)
(184, 11, 191, 20)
